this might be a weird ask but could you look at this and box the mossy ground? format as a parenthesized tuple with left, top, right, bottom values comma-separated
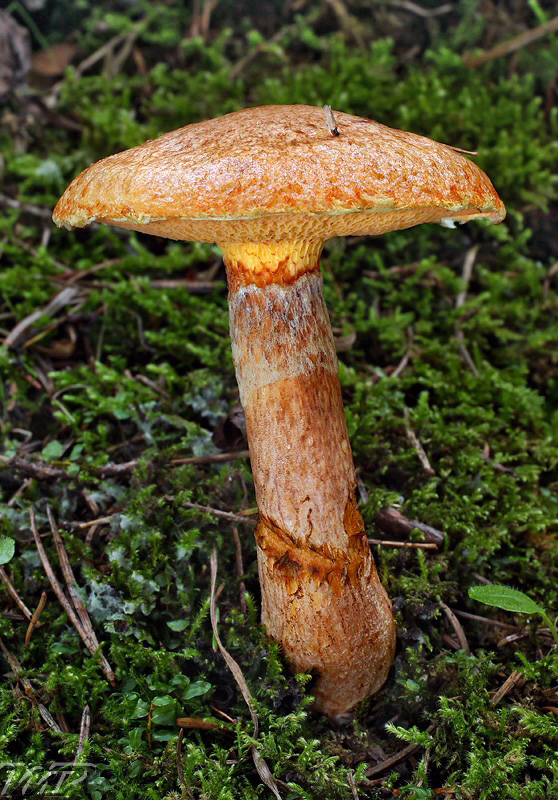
(1, 2, 557, 798)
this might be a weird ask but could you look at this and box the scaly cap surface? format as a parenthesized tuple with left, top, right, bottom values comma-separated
(53, 104, 505, 243)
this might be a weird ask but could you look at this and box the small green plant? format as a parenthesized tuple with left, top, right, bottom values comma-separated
(469, 584, 558, 648)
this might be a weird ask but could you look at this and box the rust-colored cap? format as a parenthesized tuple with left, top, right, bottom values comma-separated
(53, 104, 505, 243)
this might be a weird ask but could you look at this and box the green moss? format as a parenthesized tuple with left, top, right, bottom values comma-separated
(1, 2, 558, 797)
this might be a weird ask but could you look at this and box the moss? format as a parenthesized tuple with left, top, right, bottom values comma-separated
(1, 1, 558, 797)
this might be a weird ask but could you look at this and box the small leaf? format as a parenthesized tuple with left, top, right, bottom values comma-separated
(0, 537, 15, 565)
(42, 440, 64, 461)
(166, 619, 189, 632)
(468, 584, 543, 616)
(183, 680, 211, 700)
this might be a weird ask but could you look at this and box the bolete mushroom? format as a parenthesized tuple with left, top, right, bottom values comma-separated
(53, 104, 505, 717)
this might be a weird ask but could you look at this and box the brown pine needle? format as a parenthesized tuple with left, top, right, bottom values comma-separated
(365, 724, 436, 777)
(440, 602, 470, 654)
(30, 508, 116, 687)
(0, 635, 62, 732)
(176, 716, 231, 734)
(490, 670, 524, 706)
(47, 506, 97, 637)
(232, 527, 247, 613)
(210, 549, 283, 800)
(0, 565, 39, 623)
(403, 408, 435, 476)
(24, 591, 47, 648)
(75, 704, 91, 760)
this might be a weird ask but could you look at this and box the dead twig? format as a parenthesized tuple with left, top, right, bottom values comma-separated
(455, 245, 478, 310)
(56, 258, 123, 284)
(373, 507, 445, 548)
(455, 245, 480, 377)
(66, 515, 116, 531)
(463, 16, 558, 68)
(0, 454, 68, 481)
(0, 193, 53, 220)
(181, 500, 257, 527)
(3, 286, 80, 348)
(497, 631, 529, 648)
(171, 449, 250, 466)
(369, 538, 437, 550)
(229, 26, 292, 82)
(176, 716, 232, 734)
(0, 448, 251, 485)
(365, 724, 436, 777)
(63, 21, 144, 83)
(99, 448, 250, 476)
(210, 549, 282, 800)
(403, 407, 436, 477)
(148, 279, 221, 293)
(383, 0, 453, 17)
(451, 608, 517, 631)
(7, 476, 33, 506)
(440, 601, 470, 654)
(490, 670, 524, 706)
(324, 0, 365, 48)
(30, 508, 116, 687)
(347, 770, 359, 800)
(24, 591, 47, 648)
(232, 527, 247, 614)
(390, 327, 414, 379)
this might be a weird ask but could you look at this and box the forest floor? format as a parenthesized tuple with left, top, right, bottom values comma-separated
(1, 1, 557, 798)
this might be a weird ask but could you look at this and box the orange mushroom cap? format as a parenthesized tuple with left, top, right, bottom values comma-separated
(53, 104, 505, 243)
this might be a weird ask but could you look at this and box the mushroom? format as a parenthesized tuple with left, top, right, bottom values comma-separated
(53, 104, 505, 717)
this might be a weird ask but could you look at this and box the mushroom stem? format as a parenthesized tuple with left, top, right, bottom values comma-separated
(222, 240, 395, 718)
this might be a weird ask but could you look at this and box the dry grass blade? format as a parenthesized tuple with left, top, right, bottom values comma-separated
(29, 508, 116, 686)
(209, 549, 282, 800)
